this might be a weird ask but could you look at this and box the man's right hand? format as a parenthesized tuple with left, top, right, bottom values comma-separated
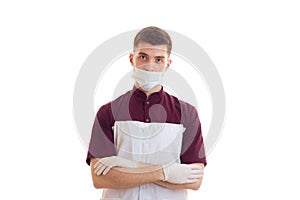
(162, 163, 203, 184)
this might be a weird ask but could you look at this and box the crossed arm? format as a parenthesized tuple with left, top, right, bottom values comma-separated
(90, 158, 204, 190)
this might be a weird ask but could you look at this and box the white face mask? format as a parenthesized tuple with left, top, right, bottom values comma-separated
(131, 67, 165, 91)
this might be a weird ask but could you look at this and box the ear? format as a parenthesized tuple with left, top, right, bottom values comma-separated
(129, 53, 134, 67)
(166, 58, 172, 69)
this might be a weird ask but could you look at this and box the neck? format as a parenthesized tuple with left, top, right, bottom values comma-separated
(135, 83, 162, 98)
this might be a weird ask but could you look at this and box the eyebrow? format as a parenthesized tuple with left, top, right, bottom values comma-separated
(138, 52, 166, 59)
(138, 52, 148, 56)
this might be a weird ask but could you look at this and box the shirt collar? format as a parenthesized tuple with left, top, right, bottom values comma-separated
(132, 85, 164, 103)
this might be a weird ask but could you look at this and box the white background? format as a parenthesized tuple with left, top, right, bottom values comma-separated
(1, 0, 299, 199)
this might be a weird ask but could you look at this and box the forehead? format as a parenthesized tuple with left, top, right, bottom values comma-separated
(134, 42, 168, 56)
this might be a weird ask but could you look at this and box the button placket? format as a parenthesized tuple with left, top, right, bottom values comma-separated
(144, 100, 151, 123)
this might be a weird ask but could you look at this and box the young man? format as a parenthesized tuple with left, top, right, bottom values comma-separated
(86, 26, 207, 199)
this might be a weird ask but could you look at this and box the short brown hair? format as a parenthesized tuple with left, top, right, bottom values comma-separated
(134, 26, 172, 54)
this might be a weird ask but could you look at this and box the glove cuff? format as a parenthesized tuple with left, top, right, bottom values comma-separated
(162, 164, 168, 181)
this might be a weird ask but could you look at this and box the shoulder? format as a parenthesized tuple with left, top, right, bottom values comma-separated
(161, 90, 180, 106)
(163, 90, 198, 115)
(96, 90, 132, 119)
(178, 99, 200, 125)
(179, 99, 198, 115)
(162, 91, 199, 123)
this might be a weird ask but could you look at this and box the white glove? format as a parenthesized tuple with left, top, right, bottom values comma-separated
(162, 163, 203, 184)
(94, 156, 139, 175)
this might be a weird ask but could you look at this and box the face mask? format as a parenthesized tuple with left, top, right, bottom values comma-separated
(131, 67, 165, 91)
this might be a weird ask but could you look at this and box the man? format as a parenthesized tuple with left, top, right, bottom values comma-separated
(86, 26, 207, 199)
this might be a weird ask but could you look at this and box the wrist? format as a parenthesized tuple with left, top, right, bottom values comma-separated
(146, 165, 165, 181)
(156, 167, 165, 181)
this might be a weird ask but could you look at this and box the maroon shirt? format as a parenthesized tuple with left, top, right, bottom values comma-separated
(86, 87, 207, 166)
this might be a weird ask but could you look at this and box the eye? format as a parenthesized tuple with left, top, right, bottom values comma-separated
(139, 55, 147, 61)
(156, 58, 164, 63)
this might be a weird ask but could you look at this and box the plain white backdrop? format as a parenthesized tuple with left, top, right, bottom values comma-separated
(1, 0, 299, 199)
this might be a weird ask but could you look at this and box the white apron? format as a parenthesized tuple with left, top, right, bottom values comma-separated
(100, 120, 187, 200)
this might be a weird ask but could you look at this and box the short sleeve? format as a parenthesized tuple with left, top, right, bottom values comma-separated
(86, 104, 116, 165)
(180, 102, 207, 166)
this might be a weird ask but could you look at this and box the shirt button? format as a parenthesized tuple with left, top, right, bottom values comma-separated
(146, 118, 150, 122)
(146, 101, 150, 105)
